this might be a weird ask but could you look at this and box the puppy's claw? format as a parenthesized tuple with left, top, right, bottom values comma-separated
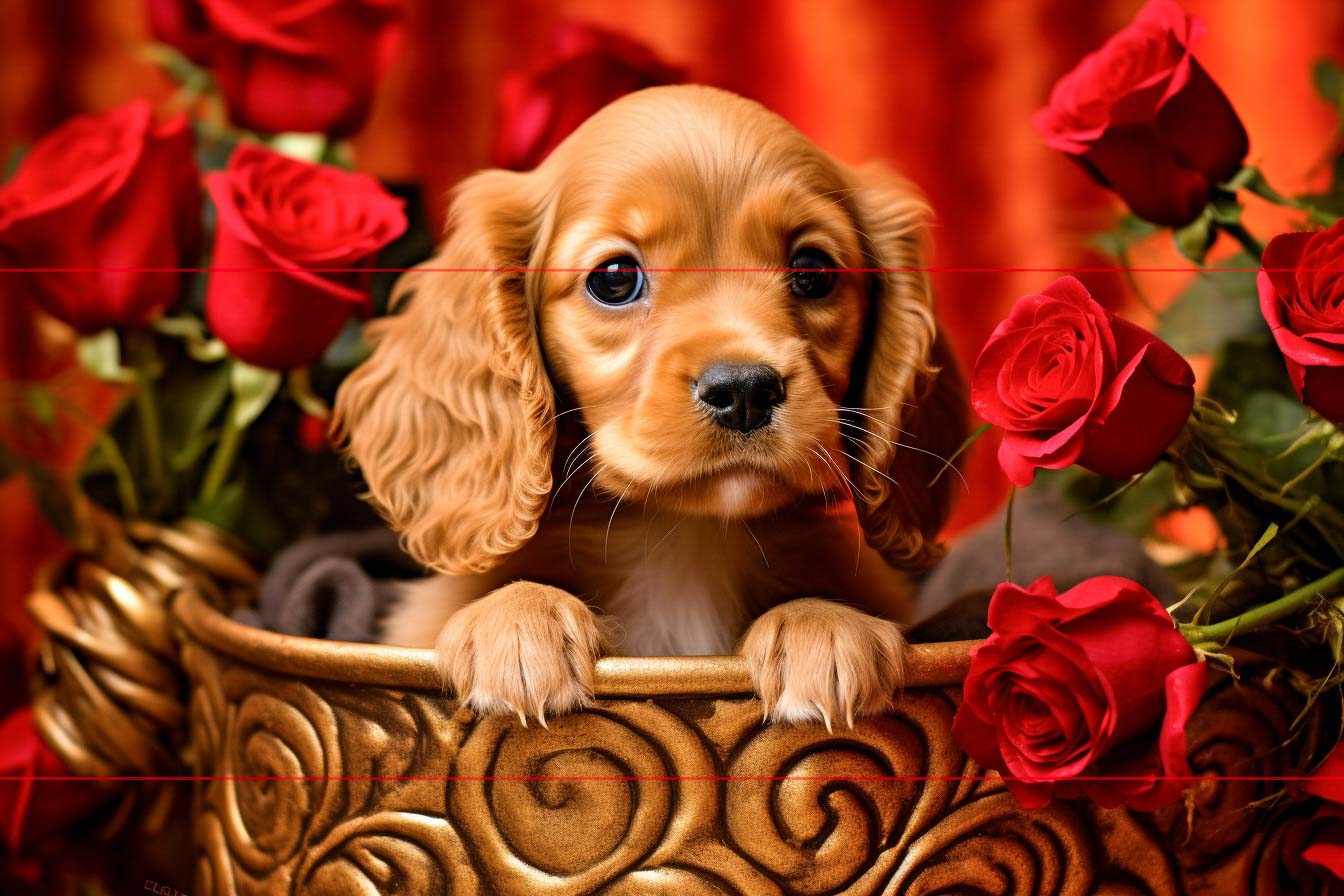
(740, 598, 905, 729)
(435, 582, 606, 725)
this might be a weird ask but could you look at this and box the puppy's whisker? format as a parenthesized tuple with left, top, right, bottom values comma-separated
(808, 441, 861, 502)
(804, 446, 837, 509)
(561, 431, 598, 479)
(741, 519, 770, 569)
(568, 467, 603, 568)
(837, 419, 971, 493)
(550, 435, 597, 512)
(833, 446, 902, 490)
(646, 518, 684, 558)
(806, 442, 863, 569)
(548, 405, 591, 425)
(838, 405, 913, 416)
(552, 458, 591, 505)
(839, 407, 915, 437)
(605, 481, 633, 565)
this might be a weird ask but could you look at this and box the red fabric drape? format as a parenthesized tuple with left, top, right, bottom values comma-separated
(2, 0, 1342, 625)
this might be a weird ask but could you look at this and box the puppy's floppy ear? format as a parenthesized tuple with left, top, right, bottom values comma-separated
(843, 163, 969, 572)
(333, 170, 555, 574)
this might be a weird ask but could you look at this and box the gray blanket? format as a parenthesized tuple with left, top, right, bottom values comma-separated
(241, 489, 1173, 644)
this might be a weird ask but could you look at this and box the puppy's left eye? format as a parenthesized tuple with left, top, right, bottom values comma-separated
(586, 256, 645, 306)
(788, 248, 838, 299)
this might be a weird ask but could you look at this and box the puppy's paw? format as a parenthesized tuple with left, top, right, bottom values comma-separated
(434, 582, 608, 725)
(739, 598, 905, 730)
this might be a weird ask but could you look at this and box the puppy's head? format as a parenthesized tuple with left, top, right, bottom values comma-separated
(335, 85, 966, 575)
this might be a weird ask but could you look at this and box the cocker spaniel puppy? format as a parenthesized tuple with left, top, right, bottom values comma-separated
(334, 85, 967, 728)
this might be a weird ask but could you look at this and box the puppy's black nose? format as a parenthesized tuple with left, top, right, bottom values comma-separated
(695, 364, 785, 432)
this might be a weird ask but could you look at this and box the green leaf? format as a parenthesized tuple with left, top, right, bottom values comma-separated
(319, 319, 371, 371)
(1206, 335, 1296, 406)
(138, 42, 206, 88)
(1157, 253, 1265, 355)
(1042, 462, 1180, 538)
(158, 361, 231, 471)
(25, 466, 78, 542)
(22, 387, 57, 429)
(1314, 59, 1344, 109)
(1220, 166, 1260, 193)
(3, 144, 25, 180)
(152, 315, 229, 362)
(1173, 210, 1216, 265)
(269, 133, 328, 163)
(229, 362, 282, 429)
(1090, 214, 1160, 257)
(1223, 390, 1332, 493)
(76, 330, 136, 383)
(187, 480, 246, 532)
(1229, 390, 1314, 443)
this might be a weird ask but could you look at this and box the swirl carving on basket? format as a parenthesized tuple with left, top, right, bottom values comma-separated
(180, 645, 1198, 896)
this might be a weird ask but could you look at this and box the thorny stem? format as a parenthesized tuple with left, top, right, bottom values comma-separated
(1179, 567, 1344, 646)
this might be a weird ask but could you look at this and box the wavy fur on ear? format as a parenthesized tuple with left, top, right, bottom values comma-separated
(333, 170, 555, 574)
(843, 163, 968, 571)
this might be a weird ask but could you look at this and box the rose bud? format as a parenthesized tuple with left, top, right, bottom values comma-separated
(146, 0, 214, 65)
(204, 144, 405, 370)
(298, 411, 332, 453)
(1032, 0, 1248, 228)
(492, 21, 685, 170)
(200, 0, 402, 137)
(972, 276, 1195, 486)
(1258, 220, 1344, 424)
(0, 100, 201, 333)
(952, 575, 1206, 810)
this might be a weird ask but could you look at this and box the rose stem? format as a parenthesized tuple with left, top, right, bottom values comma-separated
(127, 331, 165, 506)
(197, 409, 242, 504)
(1003, 486, 1016, 584)
(1178, 566, 1344, 647)
(48, 390, 138, 517)
(1219, 221, 1266, 260)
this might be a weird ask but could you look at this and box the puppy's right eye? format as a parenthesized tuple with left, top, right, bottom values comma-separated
(585, 256, 645, 306)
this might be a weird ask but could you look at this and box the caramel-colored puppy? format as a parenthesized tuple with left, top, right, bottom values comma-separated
(334, 85, 966, 729)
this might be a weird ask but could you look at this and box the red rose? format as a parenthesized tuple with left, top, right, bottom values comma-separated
(972, 276, 1194, 486)
(0, 100, 201, 333)
(1257, 221, 1344, 424)
(1298, 744, 1344, 879)
(952, 575, 1206, 810)
(200, 0, 401, 137)
(204, 144, 405, 370)
(492, 22, 686, 170)
(146, 0, 214, 65)
(0, 708, 107, 851)
(1032, 0, 1248, 227)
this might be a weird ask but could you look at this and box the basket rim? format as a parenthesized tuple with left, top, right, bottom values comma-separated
(172, 590, 977, 695)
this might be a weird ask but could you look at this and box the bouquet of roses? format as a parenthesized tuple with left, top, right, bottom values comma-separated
(0, 2, 420, 556)
(0, 6, 687, 867)
(950, 0, 1344, 871)
(0, 0, 421, 865)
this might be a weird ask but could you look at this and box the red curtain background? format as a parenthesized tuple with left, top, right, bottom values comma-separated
(2, 0, 1343, 636)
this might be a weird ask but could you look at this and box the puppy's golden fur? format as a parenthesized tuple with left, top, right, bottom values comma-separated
(334, 85, 966, 729)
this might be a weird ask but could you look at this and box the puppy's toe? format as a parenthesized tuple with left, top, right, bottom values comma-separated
(434, 582, 608, 725)
(740, 598, 905, 730)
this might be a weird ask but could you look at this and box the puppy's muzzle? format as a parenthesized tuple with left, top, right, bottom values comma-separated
(694, 363, 785, 433)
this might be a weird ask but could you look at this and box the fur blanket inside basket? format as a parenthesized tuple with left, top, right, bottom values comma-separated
(240, 489, 1175, 646)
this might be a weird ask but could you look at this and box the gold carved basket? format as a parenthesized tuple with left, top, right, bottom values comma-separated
(28, 520, 1336, 895)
